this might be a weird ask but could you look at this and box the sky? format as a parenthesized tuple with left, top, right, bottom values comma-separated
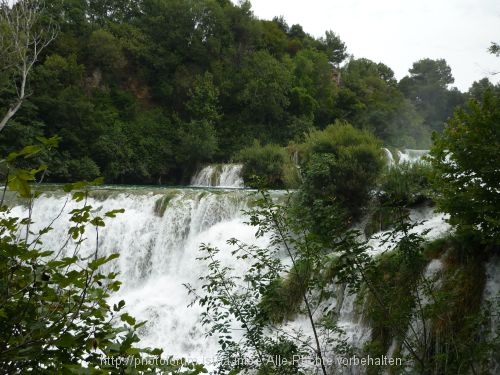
(240, 0, 499, 91)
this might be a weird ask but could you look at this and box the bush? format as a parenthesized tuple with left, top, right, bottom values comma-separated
(378, 162, 432, 206)
(297, 121, 384, 234)
(67, 156, 101, 181)
(236, 141, 299, 189)
(365, 161, 433, 236)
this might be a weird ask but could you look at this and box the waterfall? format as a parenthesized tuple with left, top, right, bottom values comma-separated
(396, 149, 429, 164)
(7, 187, 465, 373)
(191, 164, 244, 188)
(382, 148, 395, 167)
(9, 188, 259, 359)
(381, 148, 429, 165)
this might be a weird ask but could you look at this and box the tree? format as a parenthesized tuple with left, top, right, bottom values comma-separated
(399, 58, 465, 132)
(488, 41, 499, 76)
(468, 78, 499, 101)
(429, 89, 500, 245)
(489, 42, 500, 57)
(297, 122, 384, 238)
(319, 30, 347, 66)
(292, 48, 337, 126)
(338, 58, 427, 147)
(187, 190, 361, 375)
(237, 50, 293, 143)
(0, 0, 57, 132)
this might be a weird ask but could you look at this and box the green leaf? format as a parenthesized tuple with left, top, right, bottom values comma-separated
(6, 145, 42, 161)
(105, 208, 125, 218)
(88, 253, 119, 271)
(90, 217, 105, 227)
(57, 333, 76, 348)
(120, 313, 136, 326)
(7, 176, 31, 198)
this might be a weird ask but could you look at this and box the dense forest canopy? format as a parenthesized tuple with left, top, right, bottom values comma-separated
(0, 0, 497, 185)
(1, 2, 499, 374)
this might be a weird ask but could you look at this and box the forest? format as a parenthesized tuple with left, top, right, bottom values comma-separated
(1, 0, 498, 185)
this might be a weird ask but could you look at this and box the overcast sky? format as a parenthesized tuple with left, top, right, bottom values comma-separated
(241, 0, 499, 91)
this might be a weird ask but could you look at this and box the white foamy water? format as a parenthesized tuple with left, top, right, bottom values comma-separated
(9, 188, 261, 360)
(396, 149, 429, 164)
(380, 148, 429, 166)
(191, 164, 244, 188)
(382, 148, 395, 167)
(7, 187, 461, 374)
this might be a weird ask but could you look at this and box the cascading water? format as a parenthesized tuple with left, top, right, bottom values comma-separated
(382, 148, 395, 167)
(396, 149, 429, 164)
(9, 187, 262, 359)
(8, 184, 496, 374)
(190, 164, 244, 188)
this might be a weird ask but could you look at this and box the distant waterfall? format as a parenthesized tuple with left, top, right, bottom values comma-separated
(396, 149, 429, 164)
(191, 164, 244, 188)
(382, 148, 429, 166)
(382, 148, 395, 167)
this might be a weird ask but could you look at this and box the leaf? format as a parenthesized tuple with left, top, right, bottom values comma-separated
(114, 300, 126, 312)
(105, 208, 125, 218)
(7, 176, 31, 198)
(57, 333, 76, 348)
(6, 145, 42, 161)
(90, 217, 105, 227)
(120, 313, 136, 326)
(72, 191, 86, 202)
(89, 253, 120, 270)
(36, 135, 61, 148)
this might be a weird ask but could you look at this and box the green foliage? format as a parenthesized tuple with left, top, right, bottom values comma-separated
(237, 51, 293, 142)
(318, 30, 347, 65)
(364, 159, 434, 237)
(87, 28, 126, 75)
(429, 90, 500, 245)
(489, 42, 500, 56)
(2, 0, 460, 183)
(236, 141, 299, 189)
(0, 136, 60, 198)
(399, 58, 466, 132)
(186, 72, 221, 124)
(363, 233, 498, 375)
(0, 141, 205, 374)
(66, 156, 101, 181)
(187, 191, 366, 375)
(186, 238, 290, 374)
(362, 249, 426, 373)
(467, 77, 500, 101)
(259, 259, 311, 323)
(338, 58, 429, 147)
(297, 122, 384, 234)
(176, 118, 218, 179)
(0, 184, 202, 374)
(377, 162, 433, 207)
(291, 48, 337, 126)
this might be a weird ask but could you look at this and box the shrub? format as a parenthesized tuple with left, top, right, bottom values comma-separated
(297, 121, 384, 234)
(236, 141, 299, 189)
